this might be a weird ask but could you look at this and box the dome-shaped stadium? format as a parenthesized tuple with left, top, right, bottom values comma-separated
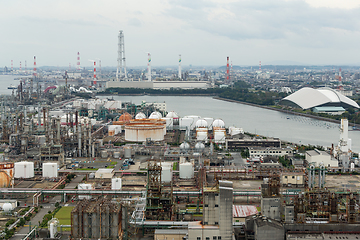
(279, 87, 359, 110)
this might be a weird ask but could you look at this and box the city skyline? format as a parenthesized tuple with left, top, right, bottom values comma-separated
(1, 0, 360, 67)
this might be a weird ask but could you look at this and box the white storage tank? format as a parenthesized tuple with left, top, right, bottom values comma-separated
(195, 142, 206, 152)
(184, 115, 201, 130)
(2, 203, 14, 213)
(179, 117, 193, 130)
(48, 218, 59, 239)
(124, 147, 132, 159)
(78, 183, 93, 200)
(161, 166, 172, 183)
(149, 111, 162, 119)
(161, 117, 173, 128)
(135, 112, 146, 119)
(214, 129, 226, 143)
(113, 151, 120, 159)
(42, 163, 58, 178)
(108, 125, 122, 136)
(196, 128, 208, 142)
(166, 111, 179, 119)
(101, 150, 108, 159)
(213, 119, 225, 129)
(180, 142, 190, 150)
(14, 161, 34, 179)
(203, 117, 214, 130)
(179, 162, 194, 179)
(195, 119, 208, 129)
(111, 178, 122, 190)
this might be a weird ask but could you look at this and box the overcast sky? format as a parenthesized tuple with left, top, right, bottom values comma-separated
(1, 0, 360, 68)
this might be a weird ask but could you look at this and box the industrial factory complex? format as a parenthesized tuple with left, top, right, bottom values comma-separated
(2, 30, 360, 240)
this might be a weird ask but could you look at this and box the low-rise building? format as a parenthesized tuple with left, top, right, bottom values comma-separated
(95, 168, 115, 179)
(281, 172, 305, 187)
(305, 149, 338, 167)
(249, 147, 293, 158)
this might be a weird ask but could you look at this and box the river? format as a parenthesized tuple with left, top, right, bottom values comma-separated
(97, 95, 360, 153)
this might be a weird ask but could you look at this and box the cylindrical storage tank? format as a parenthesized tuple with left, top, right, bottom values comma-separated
(184, 115, 201, 130)
(179, 117, 193, 130)
(111, 178, 122, 190)
(101, 150, 108, 159)
(48, 218, 59, 239)
(161, 117, 173, 128)
(196, 128, 208, 142)
(135, 112, 146, 119)
(108, 125, 117, 136)
(124, 147, 132, 159)
(351, 162, 355, 170)
(42, 163, 58, 178)
(204, 117, 214, 130)
(113, 151, 120, 159)
(180, 162, 194, 179)
(2, 203, 13, 212)
(14, 162, 34, 179)
(0, 163, 14, 188)
(213, 119, 225, 129)
(78, 183, 93, 200)
(214, 129, 226, 143)
(125, 122, 165, 142)
(161, 166, 172, 183)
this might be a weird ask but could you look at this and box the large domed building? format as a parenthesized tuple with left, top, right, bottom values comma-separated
(279, 87, 359, 110)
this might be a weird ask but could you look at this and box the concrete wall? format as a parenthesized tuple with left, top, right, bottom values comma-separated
(255, 224, 284, 240)
(106, 81, 153, 89)
(261, 197, 281, 221)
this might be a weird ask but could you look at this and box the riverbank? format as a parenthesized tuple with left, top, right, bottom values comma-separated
(213, 96, 347, 125)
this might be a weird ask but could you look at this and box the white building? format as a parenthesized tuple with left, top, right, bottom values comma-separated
(249, 147, 293, 158)
(305, 149, 338, 167)
(95, 168, 114, 179)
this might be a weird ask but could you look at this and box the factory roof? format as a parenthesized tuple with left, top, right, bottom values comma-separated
(254, 216, 283, 229)
(96, 168, 114, 173)
(154, 229, 188, 235)
(280, 87, 359, 110)
(233, 205, 258, 218)
(306, 149, 330, 157)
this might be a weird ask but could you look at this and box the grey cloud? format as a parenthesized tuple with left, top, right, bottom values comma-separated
(128, 18, 142, 27)
(167, 0, 360, 41)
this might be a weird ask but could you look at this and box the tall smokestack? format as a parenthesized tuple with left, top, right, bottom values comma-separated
(77, 52, 81, 71)
(25, 60, 27, 74)
(93, 61, 97, 85)
(19, 61, 22, 71)
(178, 54, 182, 79)
(226, 57, 230, 81)
(33, 56, 37, 77)
(147, 53, 151, 82)
(259, 61, 262, 72)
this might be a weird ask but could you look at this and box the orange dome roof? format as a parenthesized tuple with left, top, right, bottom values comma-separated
(118, 112, 133, 122)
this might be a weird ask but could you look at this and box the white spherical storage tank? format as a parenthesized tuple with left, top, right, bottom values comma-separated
(14, 162, 34, 179)
(179, 162, 194, 179)
(2, 203, 14, 213)
(125, 120, 165, 142)
(111, 178, 122, 190)
(203, 117, 214, 130)
(42, 163, 58, 178)
(166, 111, 179, 119)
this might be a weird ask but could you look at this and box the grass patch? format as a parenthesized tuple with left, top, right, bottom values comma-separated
(54, 206, 74, 231)
(77, 168, 98, 171)
(111, 161, 117, 165)
(107, 166, 115, 169)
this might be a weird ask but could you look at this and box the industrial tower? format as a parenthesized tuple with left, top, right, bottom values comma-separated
(147, 53, 151, 82)
(116, 30, 127, 80)
(178, 54, 182, 79)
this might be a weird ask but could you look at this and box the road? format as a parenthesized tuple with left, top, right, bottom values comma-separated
(12, 204, 56, 240)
